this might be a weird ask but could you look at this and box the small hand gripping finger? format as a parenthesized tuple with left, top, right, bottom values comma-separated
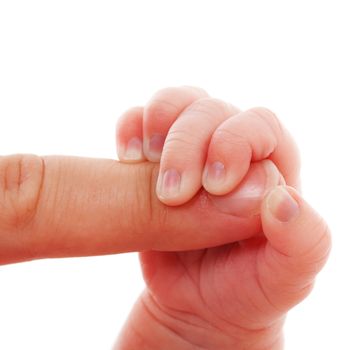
(203, 107, 301, 195)
(156, 97, 241, 205)
(116, 86, 209, 163)
(143, 86, 209, 162)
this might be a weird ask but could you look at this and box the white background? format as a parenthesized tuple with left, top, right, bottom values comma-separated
(0, 1, 348, 349)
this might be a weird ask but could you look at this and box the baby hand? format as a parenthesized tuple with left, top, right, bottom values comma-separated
(115, 86, 331, 350)
(116, 86, 300, 206)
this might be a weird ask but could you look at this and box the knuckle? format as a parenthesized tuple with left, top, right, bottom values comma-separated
(162, 129, 199, 165)
(247, 107, 284, 137)
(115, 107, 143, 142)
(181, 85, 209, 97)
(120, 106, 144, 123)
(146, 87, 181, 121)
(213, 127, 247, 146)
(212, 128, 252, 156)
(165, 128, 199, 148)
(184, 97, 231, 121)
(121, 106, 143, 118)
(0, 154, 44, 231)
(145, 97, 179, 124)
(152, 86, 180, 100)
(146, 86, 211, 125)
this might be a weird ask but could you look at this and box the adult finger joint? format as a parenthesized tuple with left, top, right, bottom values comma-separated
(0, 154, 44, 231)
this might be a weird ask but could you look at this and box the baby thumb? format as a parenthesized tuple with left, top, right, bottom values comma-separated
(259, 186, 331, 312)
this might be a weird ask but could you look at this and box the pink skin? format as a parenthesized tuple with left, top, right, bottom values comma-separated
(0, 155, 285, 264)
(0, 87, 331, 349)
(143, 86, 209, 162)
(203, 108, 300, 194)
(115, 186, 331, 349)
(115, 86, 331, 349)
(154, 97, 241, 204)
(117, 87, 300, 206)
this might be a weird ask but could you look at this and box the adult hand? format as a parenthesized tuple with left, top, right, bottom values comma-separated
(0, 153, 276, 265)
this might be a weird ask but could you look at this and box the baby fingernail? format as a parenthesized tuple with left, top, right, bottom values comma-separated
(157, 169, 181, 199)
(204, 161, 226, 188)
(209, 160, 280, 217)
(119, 137, 144, 161)
(146, 134, 165, 162)
(267, 186, 299, 222)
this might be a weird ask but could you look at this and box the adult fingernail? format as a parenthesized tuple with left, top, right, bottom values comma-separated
(119, 137, 144, 162)
(267, 186, 299, 222)
(203, 161, 226, 189)
(157, 169, 181, 199)
(146, 134, 165, 162)
(209, 160, 281, 217)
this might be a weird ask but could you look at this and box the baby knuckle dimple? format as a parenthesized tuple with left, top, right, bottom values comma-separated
(0, 154, 44, 231)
